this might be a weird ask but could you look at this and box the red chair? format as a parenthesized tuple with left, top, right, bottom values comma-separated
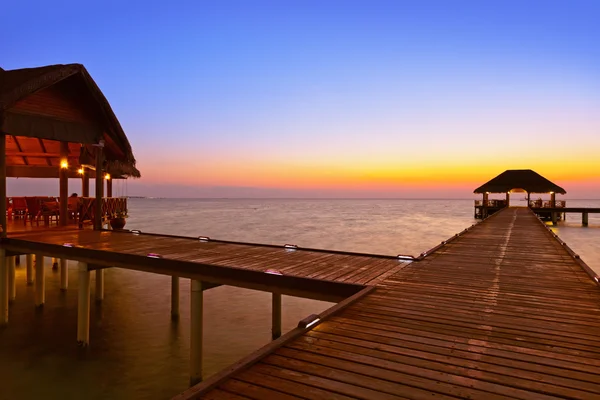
(24, 197, 42, 225)
(12, 197, 27, 219)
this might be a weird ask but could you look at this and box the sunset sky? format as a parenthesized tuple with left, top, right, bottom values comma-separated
(3, 1, 599, 198)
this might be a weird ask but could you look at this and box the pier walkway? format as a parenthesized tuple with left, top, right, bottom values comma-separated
(178, 207, 600, 399)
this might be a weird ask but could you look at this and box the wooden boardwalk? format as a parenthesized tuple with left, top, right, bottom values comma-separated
(177, 207, 600, 399)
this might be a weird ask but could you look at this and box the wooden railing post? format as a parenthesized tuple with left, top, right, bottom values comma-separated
(59, 142, 69, 226)
(94, 146, 104, 230)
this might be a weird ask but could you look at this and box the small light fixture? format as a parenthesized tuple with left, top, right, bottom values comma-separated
(550, 191, 554, 194)
(131, 230, 141, 235)
(265, 269, 283, 275)
(198, 236, 210, 242)
(298, 314, 320, 329)
(60, 159, 68, 169)
(397, 255, 414, 261)
(104, 173, 111, 180)
(78, 168, 84, 174)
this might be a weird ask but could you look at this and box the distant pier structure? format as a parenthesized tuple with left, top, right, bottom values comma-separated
(474, 169, 598, 225)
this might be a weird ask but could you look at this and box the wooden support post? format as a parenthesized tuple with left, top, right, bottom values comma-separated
(527, 192, 531, 207)
(482, 193, 488, 218)
(15, 256, 20, 266)
(94, 145, 104, 230)
(171, 276, 180, 320)
(7, 256, 15, 303)
(95, 269, 104, 301)
(60, 259, 68, 291)
(77, 262, 91, 346)
(190, 279, 204, 386)
(550, 192, 556, 208)
(0, 250, 8, 326)
(106, 178, 113, 198)
(59, 142, 69, 226)
(35, 254, 44, 307)
(272, 292, 282, 340)
(82, 168, 90, 197)
(0, 132, 6, 238)
(26, 254, 34, 285)
(52, 257, 58, 270)
(551, 212, 557, 226)
(583, 212, 589, 227)
(505, 192, 510, 206)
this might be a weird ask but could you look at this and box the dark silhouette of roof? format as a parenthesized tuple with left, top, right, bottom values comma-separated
(0, 64, 140, 177)
(474, 170, 566, 194)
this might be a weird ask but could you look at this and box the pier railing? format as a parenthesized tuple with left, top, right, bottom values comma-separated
(78, 197, 127, 228)
(474, 199, 507, 208)
(529, 200, 566, 208)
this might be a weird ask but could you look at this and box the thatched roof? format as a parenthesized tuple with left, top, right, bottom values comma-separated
(474, 170, 566, 194)
(0, 64, 140, 178)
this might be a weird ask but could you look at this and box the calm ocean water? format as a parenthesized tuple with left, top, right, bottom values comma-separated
(1, 198, 599, 400)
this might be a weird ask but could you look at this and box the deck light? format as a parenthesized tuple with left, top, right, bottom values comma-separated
(131, 230, 141, 235)
(60, 159, 68, 169)
(595, 277, 599, 283)
(147, 253, 161, 258)
(298, 314, 320, 329)
(265, 269, 282, 275)
(63, 243, 74, 247)
(397, 255, 414, 261)
(78, 168, 84, 174)
(284, 244, 298, 251)
(198, 236, 210, 242)
(104, 173, 111, 180)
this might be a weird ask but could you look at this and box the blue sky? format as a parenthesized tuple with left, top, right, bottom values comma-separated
(3, 1, 600, 197)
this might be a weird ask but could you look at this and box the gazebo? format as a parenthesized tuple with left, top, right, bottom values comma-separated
(0, 63, 140, 235)
(473, 169, 566, 219)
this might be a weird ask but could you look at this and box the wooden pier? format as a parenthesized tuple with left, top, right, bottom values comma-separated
(173, 207, 600, 399)
(1, 207, 600, 398)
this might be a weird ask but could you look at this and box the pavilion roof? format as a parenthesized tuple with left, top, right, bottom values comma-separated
(474, 169, 566, 194)
(0, 64, 140, 178)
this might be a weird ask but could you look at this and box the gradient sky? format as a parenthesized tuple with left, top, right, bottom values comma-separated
(3, 1, 600, 198)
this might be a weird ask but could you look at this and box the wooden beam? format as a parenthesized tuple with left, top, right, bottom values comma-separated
(6, 152, 79, 158)
(37, 138, 52, 166)
(59, 142, 69, 226)
(5, 165, 88, 179)
(11, 136, 29, 165)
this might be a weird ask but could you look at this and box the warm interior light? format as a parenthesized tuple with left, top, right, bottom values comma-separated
(104, 173, 111, 180)
(78, 168, 84, 174)
(60, 159, 68, 169)
(550, 191, 554, 194)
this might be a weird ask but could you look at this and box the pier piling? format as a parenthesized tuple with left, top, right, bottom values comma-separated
(8, 256, 15, 303)
(35, 254, 45, 307)
(583, 212, 589, 227)
(26, 254, 34, 285)
(0, 250, 8, 326)
(95, 270, 104, 301)
(190, 279, 204, 386)
(77, 262, 90, 346)
(272, 292, 282, 340)
(171, 276, 180, 320)
(60, 259, 68, 291)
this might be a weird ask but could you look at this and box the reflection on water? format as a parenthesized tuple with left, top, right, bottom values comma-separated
(1, 199, 598, 399)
